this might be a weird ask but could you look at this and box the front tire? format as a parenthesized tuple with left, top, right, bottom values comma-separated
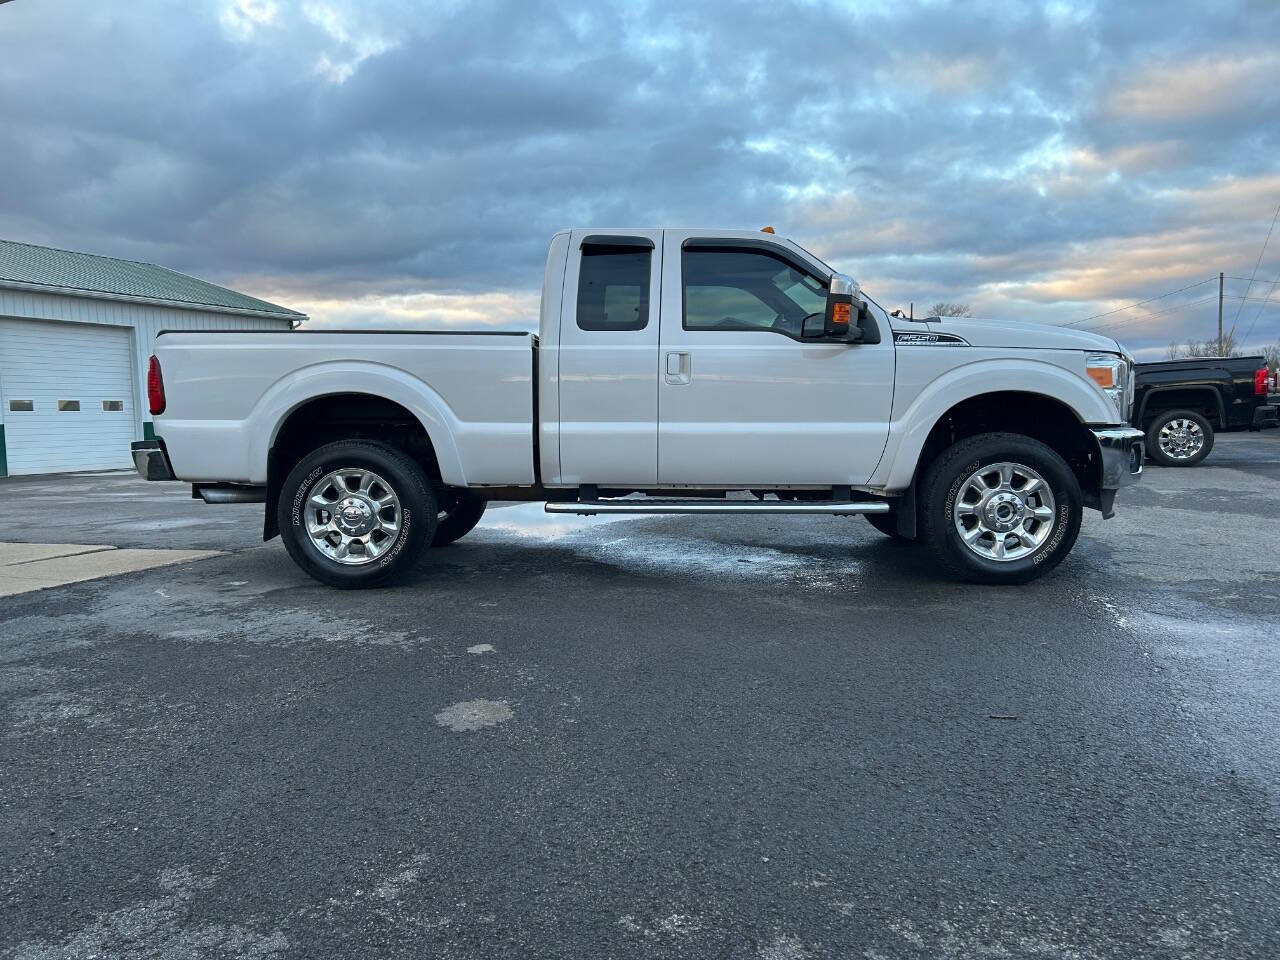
(1145, 409, 1213, 467)
(919, 432, 1082, 585)
(278, 440, 436, 588)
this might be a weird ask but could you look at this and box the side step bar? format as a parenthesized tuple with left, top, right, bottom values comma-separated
(545, 499, 889, 516)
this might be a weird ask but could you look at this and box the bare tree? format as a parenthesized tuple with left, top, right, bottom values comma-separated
(1166, 332, 1239, 359)
(927, 301, 972, 318)
(1261, 341, 1280, 375)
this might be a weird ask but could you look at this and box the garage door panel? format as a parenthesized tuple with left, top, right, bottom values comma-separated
(1, 319, 136, 475)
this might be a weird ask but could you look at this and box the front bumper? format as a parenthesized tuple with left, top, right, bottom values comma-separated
(1089, 426, 1144, 522)
(131, 439, 176, 481)
(1091, 426, 1144, 489)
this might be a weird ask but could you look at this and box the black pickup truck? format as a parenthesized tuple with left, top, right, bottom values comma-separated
(1133, 355, 1277, 466)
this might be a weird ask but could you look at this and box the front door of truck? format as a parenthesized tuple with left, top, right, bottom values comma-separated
(557, 229, 663, 485)
(656, 232, 894, 485)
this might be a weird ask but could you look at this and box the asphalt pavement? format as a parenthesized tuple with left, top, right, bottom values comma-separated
(2, 432, 1278, 959)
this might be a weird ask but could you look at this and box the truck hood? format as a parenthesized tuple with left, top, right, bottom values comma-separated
(918, 316, 1121, 353)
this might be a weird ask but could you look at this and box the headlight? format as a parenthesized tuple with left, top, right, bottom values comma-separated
(1086, 354, 1130, 419)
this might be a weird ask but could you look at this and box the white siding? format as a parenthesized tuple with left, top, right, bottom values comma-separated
(0, 288, 294, 474)
(0, 289, 292, 434)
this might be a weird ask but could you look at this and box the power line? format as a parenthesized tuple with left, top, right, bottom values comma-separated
(1063, 276, 1217, 326)
(1080, 293, 1272, 333)
(1081, 294, 1221, 332)
(1200, 293, 1280, 305)
(1079, 293, 1268, 333)
(1238, 275, 1280, 345)
(1227, 198, 1280, 338)
(1066, 274, 1277, 334)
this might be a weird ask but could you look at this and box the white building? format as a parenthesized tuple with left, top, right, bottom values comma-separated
(0, 239, 304, 476)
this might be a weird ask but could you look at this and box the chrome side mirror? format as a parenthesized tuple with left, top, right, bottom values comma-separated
(829, 273, 859, 299)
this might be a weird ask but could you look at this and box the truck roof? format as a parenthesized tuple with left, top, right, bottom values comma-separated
(558, 228, 836, 277)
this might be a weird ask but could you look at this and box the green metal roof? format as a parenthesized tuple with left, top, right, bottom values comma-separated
(0, 238, 306, 318)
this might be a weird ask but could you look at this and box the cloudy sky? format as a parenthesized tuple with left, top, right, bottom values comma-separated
(2, 0, 1279, 357)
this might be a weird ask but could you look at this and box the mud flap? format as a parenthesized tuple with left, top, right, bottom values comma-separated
(1083, 487, 1117, 519)
(896, 482, 918, 538)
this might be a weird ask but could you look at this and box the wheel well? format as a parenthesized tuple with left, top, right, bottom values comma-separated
(1140, 387, 1221, 428)
(916, 391, 1100, 494)
(263, 393, 440, 541)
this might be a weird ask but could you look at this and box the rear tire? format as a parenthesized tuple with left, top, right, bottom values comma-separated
(432, 489, 488, 547)
(919, 432, 1081, 585)
(1145, 409, 1213, 467)
(278, 440, 436, 588)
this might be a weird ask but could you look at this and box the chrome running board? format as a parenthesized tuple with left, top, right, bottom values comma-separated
(545, 499, 889, 516)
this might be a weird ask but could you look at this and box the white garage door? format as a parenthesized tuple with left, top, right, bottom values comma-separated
(0, 318, 137, 475)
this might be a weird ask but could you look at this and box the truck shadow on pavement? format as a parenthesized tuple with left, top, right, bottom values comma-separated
(417, 503, 948, 594)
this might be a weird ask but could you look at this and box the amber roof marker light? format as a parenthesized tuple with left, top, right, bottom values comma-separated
(760, 226, 775, 234)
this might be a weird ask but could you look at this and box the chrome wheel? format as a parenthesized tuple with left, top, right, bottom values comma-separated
(1157, 418, 1205, 461)
(303, 468, 402, 565)
(953, 461, 1056, 562)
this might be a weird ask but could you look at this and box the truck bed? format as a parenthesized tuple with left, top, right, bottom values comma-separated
(1134, 354, 1271, 432)
(153, 329, 536, 485)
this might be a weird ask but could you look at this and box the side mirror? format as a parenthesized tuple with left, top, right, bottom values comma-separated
(824, 273, 865, 342)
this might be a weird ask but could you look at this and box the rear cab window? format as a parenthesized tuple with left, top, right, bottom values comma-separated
(577, 241, 653, 332)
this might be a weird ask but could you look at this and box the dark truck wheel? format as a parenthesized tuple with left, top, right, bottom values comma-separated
(1145, 409, 1213, 467)
(278, 440, 436, 588)
(865, 509, 916, 541)
(919, 432, 1081, 585)
(432, 489, 488, 547)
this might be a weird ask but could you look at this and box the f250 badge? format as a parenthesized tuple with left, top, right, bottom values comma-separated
(894, 332, 968, 346)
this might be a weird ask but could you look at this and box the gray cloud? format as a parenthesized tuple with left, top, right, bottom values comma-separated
(1, 0, 1278, 355)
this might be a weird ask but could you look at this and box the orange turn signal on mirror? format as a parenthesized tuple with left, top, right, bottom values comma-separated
(1086, 367, 1115, 389)
(831, 302, 851, 326)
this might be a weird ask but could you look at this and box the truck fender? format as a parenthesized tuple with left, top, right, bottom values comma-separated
(247, 361, 468, 486)
(1136, 384, 1226, 426)
(871, 357, 1116, 490)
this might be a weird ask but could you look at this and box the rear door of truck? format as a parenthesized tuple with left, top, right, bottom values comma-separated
(556, 230, 663, 485)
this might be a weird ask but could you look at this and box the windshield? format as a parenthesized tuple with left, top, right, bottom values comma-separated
(784, 238, 834, 276)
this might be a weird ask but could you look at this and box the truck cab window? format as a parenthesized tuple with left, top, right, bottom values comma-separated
(577, 244, 651, 331)
(683, 248, 827, 339)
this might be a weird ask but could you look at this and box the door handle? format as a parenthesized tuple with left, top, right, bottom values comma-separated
(665, 352, 691, 384)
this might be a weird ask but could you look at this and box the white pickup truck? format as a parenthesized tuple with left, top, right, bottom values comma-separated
(133, 228, 1144, 587)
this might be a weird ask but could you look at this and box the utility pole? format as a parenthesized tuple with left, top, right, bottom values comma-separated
(1217, 272, 1224, 355)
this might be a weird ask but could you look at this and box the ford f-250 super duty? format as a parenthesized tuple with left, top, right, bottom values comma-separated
(132, 228, 1145, 587)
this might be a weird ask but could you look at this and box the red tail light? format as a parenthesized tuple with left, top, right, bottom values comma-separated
(1256, 368, 1269, 396)
(147, 355, 166, 415)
